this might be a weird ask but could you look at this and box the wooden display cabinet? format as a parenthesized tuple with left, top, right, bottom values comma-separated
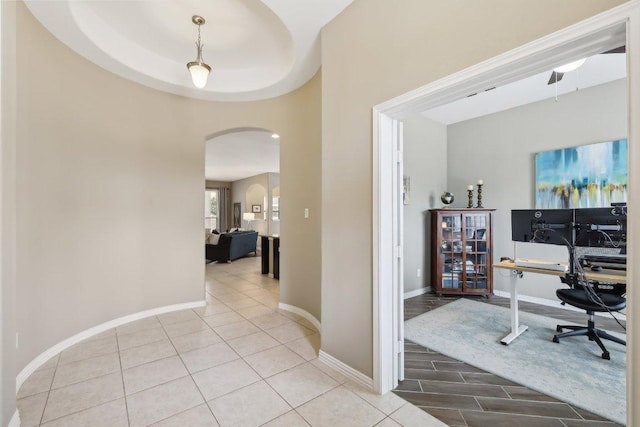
(430, 209, 495, 297)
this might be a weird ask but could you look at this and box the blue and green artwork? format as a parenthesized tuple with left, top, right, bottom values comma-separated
(535, 139, 627, 208)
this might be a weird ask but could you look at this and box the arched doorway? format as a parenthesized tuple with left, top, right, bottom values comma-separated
(204, 127, 280, 237)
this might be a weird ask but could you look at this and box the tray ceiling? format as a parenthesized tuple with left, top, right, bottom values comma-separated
(25, 0, 353, 101)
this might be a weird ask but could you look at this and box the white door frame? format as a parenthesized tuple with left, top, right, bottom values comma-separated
(372, 4, 640, 425)
(372, 111, 397, 393)
(372, 116, 406, 393)
(394, 121, 405, 383)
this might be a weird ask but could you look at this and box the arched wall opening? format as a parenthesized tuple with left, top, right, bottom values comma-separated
(204, 127, 279, 238)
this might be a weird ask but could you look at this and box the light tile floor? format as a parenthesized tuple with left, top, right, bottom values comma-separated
(17, 256, 443, 427)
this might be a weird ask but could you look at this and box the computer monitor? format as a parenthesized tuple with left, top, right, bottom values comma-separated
(511, 209, 574, 246)
(574, 206, 627, 250)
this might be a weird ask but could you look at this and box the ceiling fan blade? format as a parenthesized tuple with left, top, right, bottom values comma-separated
(602, 45, 625, 54)
(548, 71, 564, 85)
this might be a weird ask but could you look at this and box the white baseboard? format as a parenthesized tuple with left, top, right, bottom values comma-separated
(318, 350, 373, 390)
(404, 286, 431, 299)
(8, 410, 20, 427)
(278, 303, 321, 333)
(493, 290, 626, 321)
(16, 300, 206, 392)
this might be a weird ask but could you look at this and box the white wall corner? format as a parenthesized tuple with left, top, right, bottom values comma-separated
(318, 350, 374, 390)
(404, 287, 431, 300)
(278, 302, 321, 333)
(16, 300, 206, 392)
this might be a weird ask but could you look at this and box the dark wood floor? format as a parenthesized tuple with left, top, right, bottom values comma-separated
(393, 293, 626, 427)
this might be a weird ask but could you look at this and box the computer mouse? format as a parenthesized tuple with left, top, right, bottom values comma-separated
(590, 265, 603, 272)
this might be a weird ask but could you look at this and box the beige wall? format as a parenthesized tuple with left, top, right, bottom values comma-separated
(13, 1, 322, 378)
(1, 1, 18, 424)
(320, 0, 626, 378)
(231, 173, 269, 234)
(279, 71, 322, 322)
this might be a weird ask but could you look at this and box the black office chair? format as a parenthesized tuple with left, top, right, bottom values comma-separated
(553, 285, 626, 360)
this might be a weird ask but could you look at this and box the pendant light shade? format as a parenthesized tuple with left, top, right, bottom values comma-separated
(187, 62, 211, 88)
(187, 15, 211, 89)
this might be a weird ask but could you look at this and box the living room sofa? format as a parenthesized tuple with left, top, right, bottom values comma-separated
(206, 230, 258, 262)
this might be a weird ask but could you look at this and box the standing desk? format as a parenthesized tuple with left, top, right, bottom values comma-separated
(493, 260, 627, 345)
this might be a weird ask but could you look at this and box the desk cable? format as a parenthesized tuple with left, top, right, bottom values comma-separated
(532, 229, 626, 332)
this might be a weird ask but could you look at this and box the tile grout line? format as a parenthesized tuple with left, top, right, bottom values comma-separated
(500, 385, 512, 400)
(458, 409, 470, 426)
(212, 278, 296, 418)
(207, 264, 325, 426)
(115, 322, 132, 427)
(156, 309, 223, 427)
(403, 359, 621, 425)
(36, 357, 132, 424)
(566, 402, 589, 421)
(35, 352, 61, 426)
(176, 264, 293, 424)
(33, 358, 124, 427)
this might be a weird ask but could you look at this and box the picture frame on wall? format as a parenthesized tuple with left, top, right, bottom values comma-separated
(233, 202, 241, 228)
(252, 204, 262, 213)
(535, 139, 628, 208)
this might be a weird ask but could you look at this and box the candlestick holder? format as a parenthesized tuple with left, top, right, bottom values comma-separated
(467, 189, 473, 208)
(476, 184, 483, 208)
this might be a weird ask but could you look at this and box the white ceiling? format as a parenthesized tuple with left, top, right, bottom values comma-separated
(422, 52, 627, 125)
(205, 130, 279, 181)
(25, 2, 626, 179)
(24, 0, 353, 101)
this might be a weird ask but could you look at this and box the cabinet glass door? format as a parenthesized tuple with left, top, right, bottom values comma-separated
(440, 214, 462, 291)
(463, 214, 488, 290)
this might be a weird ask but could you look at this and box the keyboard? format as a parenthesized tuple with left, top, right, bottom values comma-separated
(581, 254, 627, 268)
(581, 255, 627, 265)
(514, 258, 568, 272)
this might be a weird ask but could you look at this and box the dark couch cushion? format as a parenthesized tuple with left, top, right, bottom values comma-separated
(206, 231, 257, 262)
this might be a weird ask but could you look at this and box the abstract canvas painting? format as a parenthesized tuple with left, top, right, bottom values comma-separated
(535, 139, 627, 208)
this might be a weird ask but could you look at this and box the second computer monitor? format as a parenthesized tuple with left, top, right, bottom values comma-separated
(574, 207, 627, 250)
(511, 209, 574, 246)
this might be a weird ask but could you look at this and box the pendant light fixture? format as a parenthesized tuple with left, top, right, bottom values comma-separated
(187, 15, 211, 89)
(553, 58, 586, 73)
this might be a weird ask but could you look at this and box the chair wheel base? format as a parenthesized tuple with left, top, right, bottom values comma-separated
(556, 326, 563, 333)
(602, 352, 610, 360)
(553, 336, 560, 343)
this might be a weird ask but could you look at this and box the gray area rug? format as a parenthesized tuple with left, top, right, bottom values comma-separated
(405, 299, 626, 425)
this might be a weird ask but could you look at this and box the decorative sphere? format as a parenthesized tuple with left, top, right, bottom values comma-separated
(440, 191, 455, 205)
